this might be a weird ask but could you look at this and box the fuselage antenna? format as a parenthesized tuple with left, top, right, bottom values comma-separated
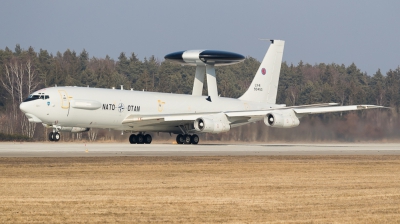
(259, 38, 275, 44)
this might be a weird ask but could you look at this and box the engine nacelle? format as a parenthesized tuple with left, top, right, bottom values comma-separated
(194, 114, 231, 133)
(264, 109, 300, 128)
(59, 127, 90, 133)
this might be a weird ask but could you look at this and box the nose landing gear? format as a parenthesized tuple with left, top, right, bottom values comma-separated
(48, 131, 60, 142)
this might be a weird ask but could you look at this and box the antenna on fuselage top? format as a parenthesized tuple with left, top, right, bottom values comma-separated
(259, 38, 275, 44)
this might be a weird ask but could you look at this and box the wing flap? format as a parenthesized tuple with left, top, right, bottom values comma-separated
(293, 105, 384, 114)
(122, 115, 164, 124)
(122, 114, 206, 125)
(225, 103, 340, 117)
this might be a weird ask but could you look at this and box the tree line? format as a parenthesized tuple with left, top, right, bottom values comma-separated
(0, 45, 399, 142)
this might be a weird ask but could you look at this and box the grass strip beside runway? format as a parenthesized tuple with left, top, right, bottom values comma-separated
(1, 156, 400, 223)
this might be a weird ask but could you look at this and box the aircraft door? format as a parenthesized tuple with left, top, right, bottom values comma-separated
(58, 90, 70, 109)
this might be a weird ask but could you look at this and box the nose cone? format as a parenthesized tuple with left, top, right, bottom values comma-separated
(20, 102, 42, 123)
(20, 102, 29, 113)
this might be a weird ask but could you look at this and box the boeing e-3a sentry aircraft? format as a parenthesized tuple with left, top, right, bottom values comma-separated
(19, 40, 382, 144)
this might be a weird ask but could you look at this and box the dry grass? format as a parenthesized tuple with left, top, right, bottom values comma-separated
(1, 156, 400, 223)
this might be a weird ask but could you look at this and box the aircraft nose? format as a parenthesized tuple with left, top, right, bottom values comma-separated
(19, 102, 29, 113)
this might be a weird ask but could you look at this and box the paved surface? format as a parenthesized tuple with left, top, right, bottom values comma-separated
(0, 142, 399, 157)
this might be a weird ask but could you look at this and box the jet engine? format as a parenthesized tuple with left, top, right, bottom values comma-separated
(264, 109, 300, 128)
(194, 114, 231, 133)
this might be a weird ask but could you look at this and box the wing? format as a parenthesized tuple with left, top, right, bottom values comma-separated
(121, 103, 341, 124)
(121, 103, 384, 130)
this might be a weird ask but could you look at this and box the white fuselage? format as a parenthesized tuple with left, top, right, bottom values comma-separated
(20, 87, 273, 133)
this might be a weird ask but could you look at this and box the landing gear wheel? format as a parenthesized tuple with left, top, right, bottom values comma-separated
(176, 134, 184, 144)
(136, 134, 144, 144)
(144, 134, 152, 144)
(183, 134, 191, 144)
(190, 134, 199, 145)
(54, 132, 60, 142)
(48, 132, 54, 141)
(129, 134, 137, 144)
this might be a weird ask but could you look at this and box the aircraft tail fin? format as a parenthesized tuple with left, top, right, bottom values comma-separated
(239, 40, 285, 104)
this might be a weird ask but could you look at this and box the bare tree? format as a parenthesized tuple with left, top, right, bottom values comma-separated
(88, 128, 98, 142)
(21, 59, 39, 137)
(0, 56, 39, 137)
(1, 61, 17, 134)
(0, 114, 9, 133)
(287, 85, 300, 106)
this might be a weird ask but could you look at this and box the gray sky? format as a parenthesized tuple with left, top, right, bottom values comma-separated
(1, 1, 399, 75)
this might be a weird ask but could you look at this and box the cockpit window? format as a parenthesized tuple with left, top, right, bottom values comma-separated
(23, 95, 40, 102)
(23, 94, 50, 102)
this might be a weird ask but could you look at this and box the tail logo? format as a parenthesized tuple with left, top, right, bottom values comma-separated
(261, 68, 266, 75)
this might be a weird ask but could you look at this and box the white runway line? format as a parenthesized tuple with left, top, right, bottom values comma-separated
(0, 142, 399, 157)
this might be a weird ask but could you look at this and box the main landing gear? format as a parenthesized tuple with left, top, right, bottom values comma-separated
(129, 133, 152, 144)
(176, 134, 199, 144)
(127, 132, 199, 145)
(48, 131, 60, 142)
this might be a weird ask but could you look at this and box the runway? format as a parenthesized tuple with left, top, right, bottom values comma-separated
(0, 142, 399, 157)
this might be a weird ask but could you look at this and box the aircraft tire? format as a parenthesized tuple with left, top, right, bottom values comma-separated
(183, 134, 191, 144)
(129, 134, 137, 144)
(190, 134, 199, 145)
(48, 132, 54, 141)
(54, 132, 60, 142)
(176, 134, 184, 144)
(136, 134, 145, 144)
(144, 134, 152, 144)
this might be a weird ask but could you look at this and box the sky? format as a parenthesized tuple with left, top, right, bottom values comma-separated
(1, 1, 399, 75)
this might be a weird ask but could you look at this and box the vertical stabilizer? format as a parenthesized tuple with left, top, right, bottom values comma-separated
(239, 40, 284, 104)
